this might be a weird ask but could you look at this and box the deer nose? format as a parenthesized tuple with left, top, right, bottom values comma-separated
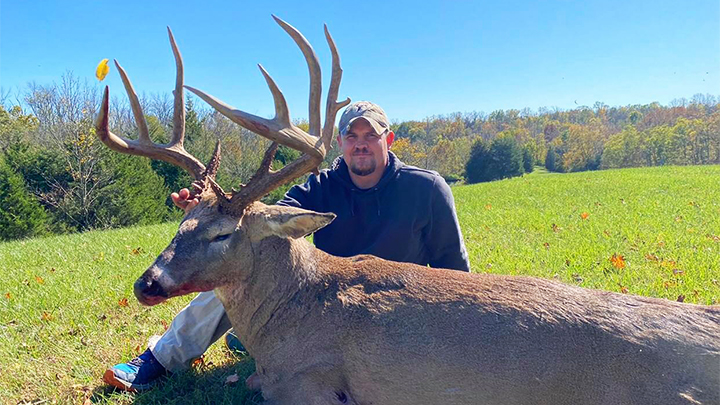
(134, 275, 168, 305)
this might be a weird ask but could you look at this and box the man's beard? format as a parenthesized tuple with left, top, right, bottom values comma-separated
(350, 159, 376, 176)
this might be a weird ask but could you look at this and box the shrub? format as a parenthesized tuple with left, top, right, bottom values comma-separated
(465, 138, 492, 184)
(0, 156, 49, 240)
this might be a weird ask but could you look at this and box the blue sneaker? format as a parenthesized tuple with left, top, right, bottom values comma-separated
(103, 348, 167, 392)
(224, 330, 247, 355)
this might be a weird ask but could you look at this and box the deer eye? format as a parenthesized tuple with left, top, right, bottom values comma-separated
(212, 234, 231, 243)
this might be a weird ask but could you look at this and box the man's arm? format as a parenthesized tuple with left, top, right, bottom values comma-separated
(425, 177, 471, 272)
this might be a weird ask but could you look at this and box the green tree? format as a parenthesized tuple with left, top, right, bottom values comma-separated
(487, 135, 524, 180)
(465, 138, 492, 184)
(522, 146, 535, 173)
(0, 156, 49, 240)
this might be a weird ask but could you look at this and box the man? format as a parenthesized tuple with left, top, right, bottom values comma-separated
(104, 101, 471, 392)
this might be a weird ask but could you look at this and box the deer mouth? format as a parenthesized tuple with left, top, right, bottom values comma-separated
(134, 277, 214, 306)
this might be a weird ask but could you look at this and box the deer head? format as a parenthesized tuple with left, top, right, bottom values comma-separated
(95, 16, 348, 306)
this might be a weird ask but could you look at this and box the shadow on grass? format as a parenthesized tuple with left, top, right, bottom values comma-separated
(91, 356, 264, 405)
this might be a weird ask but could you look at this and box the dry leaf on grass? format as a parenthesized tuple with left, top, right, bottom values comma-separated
(610, 254, 626, 269)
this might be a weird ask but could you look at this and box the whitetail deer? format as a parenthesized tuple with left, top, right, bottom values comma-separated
(96, 17, 720, 405)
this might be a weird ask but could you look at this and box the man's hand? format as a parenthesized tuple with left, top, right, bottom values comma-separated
(171, 187, 200, 213)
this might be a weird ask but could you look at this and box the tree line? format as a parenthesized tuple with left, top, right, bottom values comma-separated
(1, 74, 718, 241)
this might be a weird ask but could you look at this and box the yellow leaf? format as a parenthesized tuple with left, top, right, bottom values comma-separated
(118, 298, 128, 307)
(42, 311, 53, 321)
(96, 58, 110, 81)
(35, 276, 45, 284)
(580, 212, 589, 220)
(4, 292, 11, 300)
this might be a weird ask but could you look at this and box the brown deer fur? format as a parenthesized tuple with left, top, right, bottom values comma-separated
(134, 197, 720, 405)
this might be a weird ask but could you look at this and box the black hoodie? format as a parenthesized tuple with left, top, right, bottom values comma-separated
(277, 152, 470, 272)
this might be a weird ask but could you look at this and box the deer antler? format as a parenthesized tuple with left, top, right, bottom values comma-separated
(95, 27, 219, 185)
(186, 15, 350, 215)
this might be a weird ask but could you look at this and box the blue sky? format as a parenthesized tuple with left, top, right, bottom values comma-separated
(1, 0, 718, 122)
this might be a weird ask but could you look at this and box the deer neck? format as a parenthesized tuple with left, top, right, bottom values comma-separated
(214, 236, 321, 355)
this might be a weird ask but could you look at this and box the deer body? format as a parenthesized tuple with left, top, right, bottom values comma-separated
(203, 209, 720, 405)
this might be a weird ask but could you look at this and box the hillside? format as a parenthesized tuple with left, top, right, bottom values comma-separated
(1, 165, 718, 404)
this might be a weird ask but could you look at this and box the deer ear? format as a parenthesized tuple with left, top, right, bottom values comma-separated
(266, 208, 336, 239)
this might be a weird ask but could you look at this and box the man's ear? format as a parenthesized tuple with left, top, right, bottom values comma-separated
(266, 207, 336, 239)
(386, 131, 395, 148)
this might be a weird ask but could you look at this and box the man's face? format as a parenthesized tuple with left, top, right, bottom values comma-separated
(337, 119, 395, 177)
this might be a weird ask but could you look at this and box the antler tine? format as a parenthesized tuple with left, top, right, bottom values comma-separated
(184, 86, 323, 160)
(272, 15, 322, 137)
(115, 60, 151, 144)
(322, 24, 351, 151)
(167, 27, 186, 147)
(258, 64, 291, 127)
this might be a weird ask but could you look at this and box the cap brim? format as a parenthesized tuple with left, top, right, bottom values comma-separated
(342, 116, 386, 136)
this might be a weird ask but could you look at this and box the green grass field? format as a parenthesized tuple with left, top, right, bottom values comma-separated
(1, 165, 719, 404)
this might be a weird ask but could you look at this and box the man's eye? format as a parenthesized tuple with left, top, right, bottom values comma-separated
(212, 234, 231, 242)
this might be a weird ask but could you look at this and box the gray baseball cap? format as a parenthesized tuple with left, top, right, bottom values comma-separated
(338, 101, 390, 136)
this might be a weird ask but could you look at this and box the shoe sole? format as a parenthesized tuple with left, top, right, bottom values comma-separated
(103, 369, 138, 393)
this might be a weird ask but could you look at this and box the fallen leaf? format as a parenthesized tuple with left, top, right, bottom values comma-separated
(572, 274, 583, 283)
(4, 292, 10, 300)
(131, 247, 144, 255)
(485, 204, 492, 210)
(134, 344, 141, 353)
(41, 312, 53, 321)
(581, 212, 589, 220)
(620, 286, 629, 294)
(610, 254, 626, 270)
(543, 242, 550, 250)
(35, 276, 45, 284)
(645, 253, 659, 262)
(672, 269, 685, 276)
(660, 259, 677, 268)
(225, 373, 240, 385)
(663, 280, 677, 289)
(96, 58, 110, 81)
(118, 298, 129, 307)
(677, 294, 685, 303)
(191, 356, 205, 369)
(50, 267, 56, 272)
(552, 223, 561, 233)
(161, 320, 169, 331)
(603, 230, 611, 237)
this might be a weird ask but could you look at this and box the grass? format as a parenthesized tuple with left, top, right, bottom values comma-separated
(1, 165, 719, 404)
